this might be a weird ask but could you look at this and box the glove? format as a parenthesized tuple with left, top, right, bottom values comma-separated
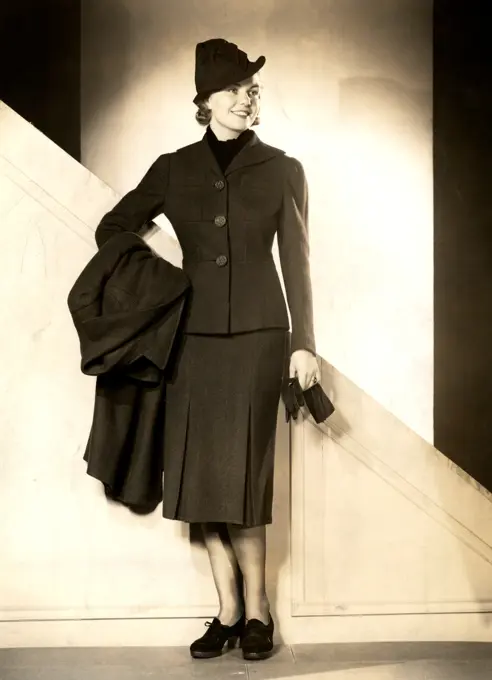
(282, 376, 335, 424)
(282, 376, 306, 422)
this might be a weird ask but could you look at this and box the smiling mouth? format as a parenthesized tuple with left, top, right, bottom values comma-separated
(232, 111, 251, 117)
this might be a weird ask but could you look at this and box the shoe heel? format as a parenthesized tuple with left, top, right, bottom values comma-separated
(227, 634, 240, 650)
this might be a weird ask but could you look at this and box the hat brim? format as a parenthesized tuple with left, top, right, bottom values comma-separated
(193, 55, 266, 105)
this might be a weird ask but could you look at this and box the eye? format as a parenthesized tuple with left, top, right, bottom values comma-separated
(227, 86, 239, 94)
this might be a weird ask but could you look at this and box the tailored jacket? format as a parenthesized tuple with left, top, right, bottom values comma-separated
(95, 130, 316, 355)
(67, 232, 191, 512)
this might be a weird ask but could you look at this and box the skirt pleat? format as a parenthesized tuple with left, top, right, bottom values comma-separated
(161, 329, 288, 527)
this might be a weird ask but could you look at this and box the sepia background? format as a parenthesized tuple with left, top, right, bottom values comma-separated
(81, 0, 433, 442)
(4, 0, 492, 651)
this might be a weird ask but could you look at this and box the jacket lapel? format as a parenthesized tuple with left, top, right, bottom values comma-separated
(225, 131, 285, 175)
(194, 131, 285, 177)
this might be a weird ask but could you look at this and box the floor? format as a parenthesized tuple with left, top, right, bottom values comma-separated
(2, 643, 492, 679)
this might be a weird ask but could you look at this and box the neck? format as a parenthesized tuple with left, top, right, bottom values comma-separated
(209, 119, 242, 141)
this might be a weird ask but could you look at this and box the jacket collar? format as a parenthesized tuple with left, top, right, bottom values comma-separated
(195, 129, 285, 176)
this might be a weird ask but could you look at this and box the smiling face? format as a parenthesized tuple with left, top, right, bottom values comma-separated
(205, 74, 262, 140)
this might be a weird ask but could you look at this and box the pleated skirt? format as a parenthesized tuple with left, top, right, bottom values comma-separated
(161, 329, 289, 527)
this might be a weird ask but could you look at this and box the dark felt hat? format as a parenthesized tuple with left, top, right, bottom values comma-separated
(193, 38, 266, 105)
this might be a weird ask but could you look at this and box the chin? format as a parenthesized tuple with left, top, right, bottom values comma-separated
(226, 114, 251, 130)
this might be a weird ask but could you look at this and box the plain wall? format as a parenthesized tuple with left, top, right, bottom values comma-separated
(81, 0, 433, 441)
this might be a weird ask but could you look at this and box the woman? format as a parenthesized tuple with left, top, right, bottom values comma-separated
(94, 38, 320, 661)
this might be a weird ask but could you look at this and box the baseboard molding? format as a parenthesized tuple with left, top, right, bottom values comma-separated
(4, 612, 492, 648)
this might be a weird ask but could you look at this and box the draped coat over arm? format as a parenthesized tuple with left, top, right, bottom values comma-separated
(67, 232, 191, 512)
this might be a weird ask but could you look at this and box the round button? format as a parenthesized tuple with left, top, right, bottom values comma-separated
(216, 255, 228, 267)
(214, 215, 227, 227)
(214, 180, 225, 190)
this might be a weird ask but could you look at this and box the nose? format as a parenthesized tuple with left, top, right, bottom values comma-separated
(239, 91, 252, 107)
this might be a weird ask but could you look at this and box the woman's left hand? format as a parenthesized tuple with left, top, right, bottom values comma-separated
(289, 349, 321, 391)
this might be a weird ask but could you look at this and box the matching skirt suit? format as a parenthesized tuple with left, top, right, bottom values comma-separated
(94, 125, 316, 527)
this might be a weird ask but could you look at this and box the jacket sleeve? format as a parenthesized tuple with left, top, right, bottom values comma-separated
(277, 156, 316, 356)
(95, 154, 170, 249)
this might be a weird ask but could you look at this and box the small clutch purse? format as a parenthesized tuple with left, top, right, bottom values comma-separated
(282, 376, 335, 424)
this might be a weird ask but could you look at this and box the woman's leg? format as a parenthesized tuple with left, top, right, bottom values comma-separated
(201, 522, 244, 626)
(227, 524, 270, 624)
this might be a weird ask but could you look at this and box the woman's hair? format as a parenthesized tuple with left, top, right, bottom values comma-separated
(195, 96, 261, 127)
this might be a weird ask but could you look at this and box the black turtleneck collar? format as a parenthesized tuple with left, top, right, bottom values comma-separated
(206, 125, 254, 173)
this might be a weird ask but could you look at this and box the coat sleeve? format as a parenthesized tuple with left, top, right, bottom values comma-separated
(277, 156, 316, 356)
(95, 154, 170, 249)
